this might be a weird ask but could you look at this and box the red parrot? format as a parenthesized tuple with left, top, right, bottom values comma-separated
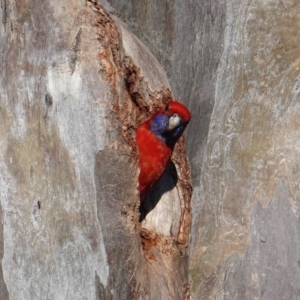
(136, 101, 191, 202)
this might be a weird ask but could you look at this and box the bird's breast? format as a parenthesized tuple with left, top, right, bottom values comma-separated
(136, 125, 172, 192)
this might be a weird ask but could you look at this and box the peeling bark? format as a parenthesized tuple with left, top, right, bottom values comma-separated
(0, 0, 191, 299)
(108, 1, 300, 299)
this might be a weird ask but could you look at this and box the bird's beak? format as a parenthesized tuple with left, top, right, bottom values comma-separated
(167, 114, 181, 131)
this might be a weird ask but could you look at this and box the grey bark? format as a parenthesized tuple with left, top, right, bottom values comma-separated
(2, 0, 300, 299)
(0, 0, 191, 299)
(108, 0, 300, 300)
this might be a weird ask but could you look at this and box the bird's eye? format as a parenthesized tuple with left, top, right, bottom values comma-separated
(169, 113, 179, 120)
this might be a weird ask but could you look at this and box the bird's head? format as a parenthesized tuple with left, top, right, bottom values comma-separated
(150, 101, 191, 147)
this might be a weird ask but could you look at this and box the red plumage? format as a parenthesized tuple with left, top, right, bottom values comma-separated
(136, 101, 191, 201)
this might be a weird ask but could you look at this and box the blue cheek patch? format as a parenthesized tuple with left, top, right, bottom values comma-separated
(150, 115, 169, 137)
(150, 114, 184, 147)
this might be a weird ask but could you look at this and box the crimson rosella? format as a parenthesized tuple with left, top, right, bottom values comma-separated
(136, 101, 191, 202)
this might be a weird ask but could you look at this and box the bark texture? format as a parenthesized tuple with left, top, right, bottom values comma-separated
(2, 0, 300, 299)
(108, 0, 300, 299)
(0, 0, 191, 299)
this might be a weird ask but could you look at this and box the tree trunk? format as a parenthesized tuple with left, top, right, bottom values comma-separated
(108, 0, 300, 299)
(0, 0, 191, 299)
(2, 0, 300, 299)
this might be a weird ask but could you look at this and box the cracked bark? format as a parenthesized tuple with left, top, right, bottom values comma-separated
(0, 0, 190, 299)
(3, 0, 300, 299)
(108, 0, 300, 299)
